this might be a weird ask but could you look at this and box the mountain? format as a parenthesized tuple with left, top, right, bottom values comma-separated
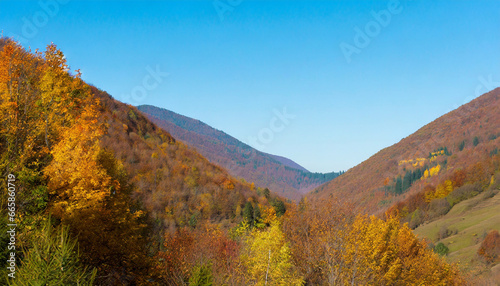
(310, 88, 500, 213)
(137, 104, 340, 200)
(309, 88, 500, 282)
(0, 39, 474, 285)
(0, 38, 283, 284)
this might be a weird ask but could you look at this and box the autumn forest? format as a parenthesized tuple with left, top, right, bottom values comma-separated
(0, 34, 499, 286)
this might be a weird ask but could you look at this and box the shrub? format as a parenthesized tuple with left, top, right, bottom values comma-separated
(446, 183, 481, 207)
(478, 230, 500, 264)
(438, 225, 458, 240)
(434, 242, 450, 256)
(189, 263, 214, 286)
(427, 198, 451, 219)
(409, 209, 424, 229)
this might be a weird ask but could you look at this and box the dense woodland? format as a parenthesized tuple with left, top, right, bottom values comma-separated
(0, 38, 497, 285)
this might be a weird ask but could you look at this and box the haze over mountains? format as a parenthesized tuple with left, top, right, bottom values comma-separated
(138, 104, 341, 200)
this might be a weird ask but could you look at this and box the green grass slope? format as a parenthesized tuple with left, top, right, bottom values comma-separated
(414, 187, 500, 281)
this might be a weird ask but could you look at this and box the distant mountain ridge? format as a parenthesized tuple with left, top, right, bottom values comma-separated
(137, 104, 340, 200)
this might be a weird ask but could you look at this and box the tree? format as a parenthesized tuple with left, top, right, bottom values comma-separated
(243, 202, 254, 226)
(10, 220, 96, 285)
(434, 242, 450, 256)
(395, 176, 403, 195)
(478, 230, 500, 264)
(272, 199, 286, 217)
(458, 140, 466, 151)
(263, 188, 270, 199)
(43, 103, 112, 215)
(241, 223, 304, 285)
(253, 204, 262, 223)
(473, 136, 480, 147)
(344, 215, 464, 285)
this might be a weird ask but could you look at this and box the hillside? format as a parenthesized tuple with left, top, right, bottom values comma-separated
(311, 88, 500, 214)
(413, 181, 500, 282)
(137, 104, 340, 200)
(0, 39, 284, 285)
(0, 39, 470, 285)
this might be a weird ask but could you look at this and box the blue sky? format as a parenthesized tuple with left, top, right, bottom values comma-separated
(2, 0, 499, 172)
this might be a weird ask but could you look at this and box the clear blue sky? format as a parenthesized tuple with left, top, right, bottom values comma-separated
(2, 0, 499, 172)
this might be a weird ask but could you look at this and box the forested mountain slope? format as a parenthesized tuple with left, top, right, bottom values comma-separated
(138, 104, 340, 200)
(311, 88, 500, 215)
(0, 38, 469, 285)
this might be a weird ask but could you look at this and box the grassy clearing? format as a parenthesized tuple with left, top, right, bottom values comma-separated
(414, 189, 500, 276)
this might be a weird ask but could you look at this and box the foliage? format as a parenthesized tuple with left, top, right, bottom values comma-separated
(188, 263, 214, 286)
(346, 215, 464, 285)
(137, 105, 342, 201)
(155, 224, 240, 285)
(478, 230, 500, 264)
(434, 242, 450, 256)
(473, 136, 480, 147)
(241, 222, 304, 286)
(9, 220, 96, 286)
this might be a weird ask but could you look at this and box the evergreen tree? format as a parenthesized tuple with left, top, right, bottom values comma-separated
(253, 204, 261, 222)
(272, 199, 286, 217)
(395, 176, 403, 195)
(10, 220, 96, 285)
(243, 202, 254, 226)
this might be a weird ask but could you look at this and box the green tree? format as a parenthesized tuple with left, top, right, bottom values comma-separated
(459, 140, 466, 151)
(434, 242, 449, 256)
(263, 188, 270, 199)
(473, 136, 480, 147)
(243, 202, 254, 226)
(272, 199, 286, 217)
(10, 220, 96, 285)
(253, 204, 262, 222)
(395, 176, 403, 195)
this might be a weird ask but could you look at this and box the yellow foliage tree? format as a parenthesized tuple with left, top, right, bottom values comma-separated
(44, 103, 113, 216)
(429, 164, 441, 177)
(241, 222, 304, 285)
(423, 169, 429, 179)
(345, 215, 464, 285)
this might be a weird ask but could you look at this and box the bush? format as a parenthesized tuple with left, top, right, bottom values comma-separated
(427, 198, 451, 219)
(446, 183, 481, 207)
(438, 225, 458, 240)
(189, 263, 214, 286)
(434, 242, 450, 256)
(409, 209, 424, 229)
(478, 230, 500, 264)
